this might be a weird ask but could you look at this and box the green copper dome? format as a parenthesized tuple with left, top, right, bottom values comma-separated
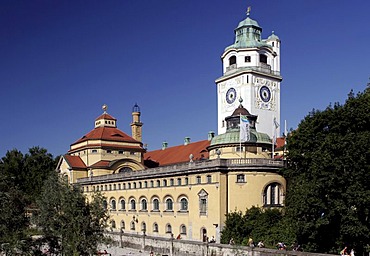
(210, 128, 271, 146)
(225, 14, 271, 51)
(237, 17, 261, 29)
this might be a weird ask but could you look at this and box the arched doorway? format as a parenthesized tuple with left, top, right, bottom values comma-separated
(201, 228, 207, 242)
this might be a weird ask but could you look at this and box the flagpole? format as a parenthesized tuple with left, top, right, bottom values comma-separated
(240, 114, 242, 159)
(272, 118, 274, 159)
(284, 120, 287, 160)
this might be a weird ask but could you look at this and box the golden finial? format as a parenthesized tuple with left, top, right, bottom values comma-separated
(247, 6, 251, 17)
(102, 104, 108, 113)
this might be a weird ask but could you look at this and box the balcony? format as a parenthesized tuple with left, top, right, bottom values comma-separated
(224, 64, 281, 77)
(77, 158, 284, 184)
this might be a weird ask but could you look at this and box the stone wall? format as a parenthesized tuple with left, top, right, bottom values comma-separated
(107, 232, 337, 256)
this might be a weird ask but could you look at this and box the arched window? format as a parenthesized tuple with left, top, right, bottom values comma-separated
(130, 221, 135, 230)
(180, 225, 187, 235)
(152, 198, 160, 211)
(141, 222, 147, 232)
(196, 176, 201, 184)
(130, 199, 136, 210)
(103, 200, 108, 210)
(111, 199, 116, 211)
(263, 182, 283, 206)
(166, 224, 172, 234)
(229, 56, 236, 65)
(206, 175, 212, 184)
(153, 223, 159, 232)
(111, 220, 116, 229)
(120, 221, 125, 230)
(163, 179, 167, 187)
(180, 198, 188, 211)
(120, 199, 126, 210)
(156, 180, 160, 187)
(141, 199, 147, 211)
(165, 198, 173, 211)
(260, 54, 267, 64)
(119, 167, 132, 173)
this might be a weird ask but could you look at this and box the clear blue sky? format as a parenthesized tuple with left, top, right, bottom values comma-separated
(1, 0, 369, 158)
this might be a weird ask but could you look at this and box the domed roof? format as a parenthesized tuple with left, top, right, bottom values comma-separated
(267, 31, 280, 40)
(237, 17, 261, 29)
(232, 104, 251, 116)
(210, 129, 271, 146)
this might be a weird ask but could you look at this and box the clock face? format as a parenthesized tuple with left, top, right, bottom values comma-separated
(259, 86, 271, 102)
(226, 87, 237, 104)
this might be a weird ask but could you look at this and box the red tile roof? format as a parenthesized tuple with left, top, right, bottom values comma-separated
(72, 127, 139, 145)
(68, 143, 144, 153)
(95, 113, 116, 121)
(276, 137, 286, 150)
(90, 160, 111, 168)
(64, 155, 87, 169)
(144, 140, 210, 166)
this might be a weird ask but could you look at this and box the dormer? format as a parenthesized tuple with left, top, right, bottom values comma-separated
(94, 104, 117, 128)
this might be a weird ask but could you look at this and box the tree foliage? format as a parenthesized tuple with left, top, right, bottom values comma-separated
(0, 147, 56, 254)
(35, 172, 110, 255)
(283, 89, 370, 254)
(221, 207, 293, 248)
(0, 147, 57, 204)
(0, 174, 29, 254)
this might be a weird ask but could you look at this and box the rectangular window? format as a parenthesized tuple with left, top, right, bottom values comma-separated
(200, 199, 207, 215)
(245, 56, 251, 62)
(236, 146, 243, 152)
(207, 175, 212, 184)
(92, 149, 98, 153)
(196, 176, 201, 184)
(107, 150, 112, 154)
(237, 174, 245, 183)
(118, 150, 124, 154)
(177, 178, 181, 186)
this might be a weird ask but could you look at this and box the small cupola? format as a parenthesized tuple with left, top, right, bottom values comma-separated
(94, 104, 117, 128)
(225, 98, 257, 131)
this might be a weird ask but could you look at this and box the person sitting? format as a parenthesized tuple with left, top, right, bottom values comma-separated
(257, 241, 265, 248)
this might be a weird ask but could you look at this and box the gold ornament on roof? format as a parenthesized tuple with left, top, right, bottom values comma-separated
(102, 104, 108, 113)
(246, 6, 251, 17)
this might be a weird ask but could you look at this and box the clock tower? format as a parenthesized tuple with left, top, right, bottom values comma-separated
(215, 8, 282, 139)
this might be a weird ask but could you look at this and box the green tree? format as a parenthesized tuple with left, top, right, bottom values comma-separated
(220, 207, 291, 248)
(284, 89, 370, 254)
(0, 147, 57, 204)
(0, 174, 29, 254)
(36, 172, 110, 255)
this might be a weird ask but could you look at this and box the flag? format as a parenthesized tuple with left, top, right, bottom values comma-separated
(240, 115, 250, 142)
(273, 117, 280, 129)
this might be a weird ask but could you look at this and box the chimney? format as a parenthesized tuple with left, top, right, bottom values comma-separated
(162, 142, 168, 150)
(184, 137, 191, 145)
(208, 131, 215, 141)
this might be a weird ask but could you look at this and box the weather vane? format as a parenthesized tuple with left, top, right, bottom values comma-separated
(246, 6, 251, 17)
(102, 104, 108, 113)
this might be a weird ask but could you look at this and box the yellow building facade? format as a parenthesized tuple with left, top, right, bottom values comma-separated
(57, 10, 286, 243)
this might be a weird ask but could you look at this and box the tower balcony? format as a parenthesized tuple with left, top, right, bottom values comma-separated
(224, 64, 281, 77)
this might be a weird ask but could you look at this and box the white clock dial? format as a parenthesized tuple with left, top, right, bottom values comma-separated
(226, 88, 237, 104)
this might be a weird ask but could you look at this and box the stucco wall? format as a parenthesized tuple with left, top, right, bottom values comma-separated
(107, 232, 337, 256)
